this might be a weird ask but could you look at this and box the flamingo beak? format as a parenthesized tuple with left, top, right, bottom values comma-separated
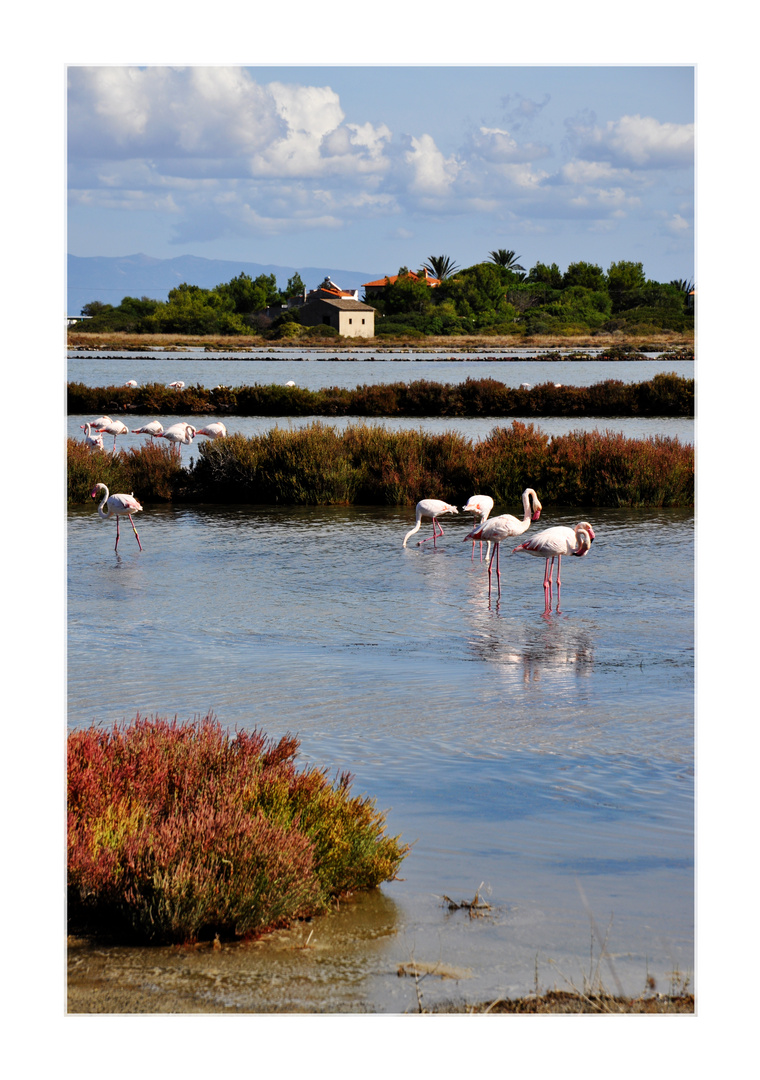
(532, 510, 541, 521)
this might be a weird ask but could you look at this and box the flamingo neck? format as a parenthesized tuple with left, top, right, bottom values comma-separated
(96, 486, 110, 518)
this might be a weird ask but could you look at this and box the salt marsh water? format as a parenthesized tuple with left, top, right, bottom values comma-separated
(67, 503, 693, 1012)
(67, 351, 693, 391)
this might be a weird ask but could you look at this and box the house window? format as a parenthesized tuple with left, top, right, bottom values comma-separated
(362, 319, 365, 324)
(348, 318, 353, 324)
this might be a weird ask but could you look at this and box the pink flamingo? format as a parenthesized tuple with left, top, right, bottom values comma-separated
(462, 494, 495, 561)
(157, 422, 196, 447)
(168, 381, 185, 391)
(513, 521, 595, 612)
(403, 499, 458, 548)
(131, 421, 164, 438)
(91, 483, 143, 552)
(125, 379, 138, 387)
(80, 423, 104, 451)
(464, 488, 542, 598)
(194, 422, 227, 439)
(93, 418, 129, 453)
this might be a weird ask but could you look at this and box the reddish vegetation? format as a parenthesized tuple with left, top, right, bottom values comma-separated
(67, 715, 408, 944)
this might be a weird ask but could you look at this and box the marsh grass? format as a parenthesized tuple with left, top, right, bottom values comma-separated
(68, 422, 694, 507)
(67, 715, 409, 945)
(68, 373, 694, 419)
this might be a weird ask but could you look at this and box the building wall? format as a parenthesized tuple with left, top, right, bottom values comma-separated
(298, 299, 375, 338)
(337, 310, 374, 338)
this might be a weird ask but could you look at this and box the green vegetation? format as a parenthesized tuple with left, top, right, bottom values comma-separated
(68, 373, 694, 419)
(68, 715, 409, 944)
(71, 257, 694, 340)
(68, 420, 694, 508)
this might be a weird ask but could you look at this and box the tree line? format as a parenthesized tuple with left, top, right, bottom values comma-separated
(74, 252, 694, 339)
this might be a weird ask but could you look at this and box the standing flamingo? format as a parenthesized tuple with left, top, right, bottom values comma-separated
(125, 379, 138, 387)
(402, 499, 458, 548)
(463, 488, 542, 598)
(131, 421, 164, 438)
(462, 494, 495, 561)
(168, 381, 185, 391)
(157, 422, 196, 450)
(194, 422, 227, 438)
(512, 521, 595, 612)
(91, 483, 143, 552)
(80, 423, 104, 451)
(93, 418, 130, 454)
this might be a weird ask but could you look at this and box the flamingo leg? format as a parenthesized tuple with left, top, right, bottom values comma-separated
(487, 543, 497, 595)
(555, 554, 562, 609)
(114, 516, 121, 551)
(493, 542, 502, 596)
(419, 517, 443, 546)
(128, 513, 143, 551)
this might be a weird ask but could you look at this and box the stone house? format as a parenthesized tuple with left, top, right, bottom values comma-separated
(297, 296, 377, 338)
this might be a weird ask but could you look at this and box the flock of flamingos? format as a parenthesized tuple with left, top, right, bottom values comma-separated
(80, 389, 595, 614)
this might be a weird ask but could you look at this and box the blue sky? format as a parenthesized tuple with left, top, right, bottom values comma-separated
(67, 65, 694, 284)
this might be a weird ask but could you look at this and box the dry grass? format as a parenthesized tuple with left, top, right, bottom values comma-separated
(67, 330, 694, 352)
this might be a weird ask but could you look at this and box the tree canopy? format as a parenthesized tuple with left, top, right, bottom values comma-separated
(73, 254, 694, 339)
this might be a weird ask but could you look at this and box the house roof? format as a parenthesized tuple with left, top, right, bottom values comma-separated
(363, 269, 441, 288)
(303, 297, 376, 312)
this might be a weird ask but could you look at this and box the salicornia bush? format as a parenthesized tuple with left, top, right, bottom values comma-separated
(68, 715, 409, 944)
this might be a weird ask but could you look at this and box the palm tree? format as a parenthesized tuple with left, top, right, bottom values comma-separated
(669, 278, 695, 293)
(423, 255, 460, 280)
(489, 249, 525, 272)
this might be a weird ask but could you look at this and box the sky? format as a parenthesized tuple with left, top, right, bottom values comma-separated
(67, 65, 695, 284)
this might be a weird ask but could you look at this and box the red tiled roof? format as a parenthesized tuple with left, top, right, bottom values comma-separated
(363, 269, 441, 288)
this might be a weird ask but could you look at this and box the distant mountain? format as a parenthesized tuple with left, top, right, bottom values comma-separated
(67, 253, 382, 313)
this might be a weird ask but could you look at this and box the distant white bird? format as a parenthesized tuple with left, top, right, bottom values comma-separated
(157, 422, 196, 447)
(285, 381, 296, 387)
(80, 422, 104, 451)
(125, 379, 138, 387)
(512, 521, 595, 612)
(403, 499, 458, 548)
(194, 422, 227, 439)
(464, 488, 542, 599)
(131, 420, 164, 438)
(93, 418, 129, 453)
(91, 483, 143, 552)
(520, 382, 531, 390)
(168, 381, 185, 391)
(462, 494, 495, 561)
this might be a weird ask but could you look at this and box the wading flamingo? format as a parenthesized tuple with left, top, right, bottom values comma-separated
(131, 421, 164, 438)
(125, 379, 138, 387)
(403, 499, 458, 548)
(91, 483, 143, 552)
(462, 494, 495, 561)
(194, 422, 227, 438)
(513, 521, 595, 612)
(168, 381, 185, 391)
(157, 422, 196, 449)
(80, 423, 104, 451)
(464, 488, 542, 599)
(93, 418, 129, 453)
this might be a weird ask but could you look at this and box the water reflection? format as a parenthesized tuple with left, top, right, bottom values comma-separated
(466, 616, 596, 685)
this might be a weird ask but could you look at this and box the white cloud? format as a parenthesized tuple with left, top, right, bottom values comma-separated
(568, 113, 694, 168)
(467, 126, 550, 164)
(404, 134, 459, 195)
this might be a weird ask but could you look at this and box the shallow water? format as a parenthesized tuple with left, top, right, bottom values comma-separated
(67, 353, 693, 391)
(67, 503, 694, 1012)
